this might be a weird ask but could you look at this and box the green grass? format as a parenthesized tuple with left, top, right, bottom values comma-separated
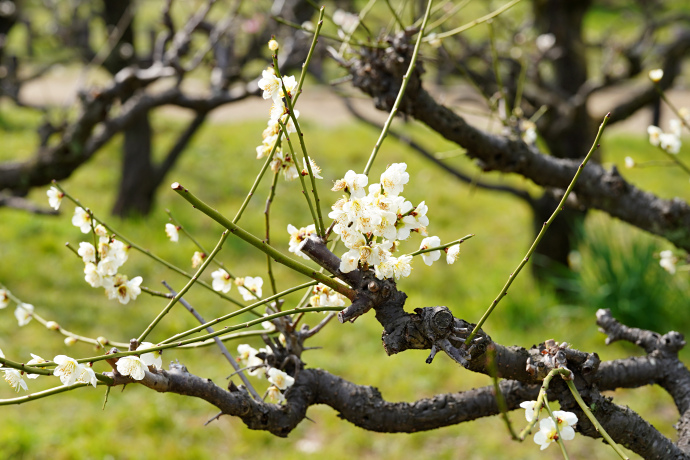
(0, 101, 687, 459)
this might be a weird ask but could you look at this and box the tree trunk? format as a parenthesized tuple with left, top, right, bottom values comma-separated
(530, 0, 594, 283)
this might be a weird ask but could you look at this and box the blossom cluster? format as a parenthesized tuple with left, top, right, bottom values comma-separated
(237, 344, 294, 403)
(322, 164, 459, 281)
(73, 213, 142, 305)
(256, 41, 322, 182)
(520, 400, 578, 450)
(310, 283, 347, 309)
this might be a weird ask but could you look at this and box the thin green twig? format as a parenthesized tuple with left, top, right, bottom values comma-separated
(423, 0, 523, 42)
(465, 113, 611, 344)
(362, 0, 435, 176)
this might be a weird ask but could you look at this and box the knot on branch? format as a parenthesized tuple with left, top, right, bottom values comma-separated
(526, 339, 599, 380)
(348, 30, 424, 112)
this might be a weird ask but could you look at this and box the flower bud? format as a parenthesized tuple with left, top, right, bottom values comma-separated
(64, 337, 78, 346)
(46, 321, 60, 330)
(97, 336, 109, 347)
(268, 39, 279, 51)
(649, 69, 663, 82)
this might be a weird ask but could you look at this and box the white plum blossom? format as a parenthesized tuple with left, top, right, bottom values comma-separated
(15, 303, 33, 327)
(192, 251, 205, 268)
(522, 121, 537, 144)
(47, 186, 64, 210)
(4, 369, 28, 392)
(332, 170, 368, 199)
(520, 400, 541, 422)
(625, 156, 635, 168)
(287, 224, 317, 259)
(268, 39, 279, 51)
(72, 207, 93, 233)
(105, 274, 143, 304)
(533, 411, 578, 450)
(649, 69, 664, 82)
(267, 385, 285, 403)
(648, 124, 681, 154)
(237, 276, 263, 301)
(137, 342, 163, 370)
(0, 289, 8, 309)
(117, 356, 147, 380)
(211, 269, 233, 293)
(278, 75, 298, 100)
(84, 262, 103, 288)
(391, 255, 413, 279)
(419, 236, 442, 266)
(380, 163, 409, 196)
(237, 344, 258, 365)
(64, 337, 77, 346)
(302, 157, 323, 179)
(660, 250, 677, 274)
(310, 284, 347, 308)
(53, 355, 80, 386)
(446, 245, 460, 264)
(26, 353, 47, 379)
(258, 69, 281, 100)
(165, 223, 179, 242)
(76, 365, 98, 388)
(267, 367, 295, 390)
(78, 242, 97, 264)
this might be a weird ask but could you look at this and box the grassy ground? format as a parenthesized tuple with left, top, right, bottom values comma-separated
(0, 103, 687, 459)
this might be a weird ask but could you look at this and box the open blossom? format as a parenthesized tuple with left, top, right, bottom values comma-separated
(53, 355, 80, 386)
(268, 39, 279, 51)
(648, 125, 681, 154)
(0, 289, 8, 309)
(533, 411, 578, 450)
(211, 269, 233, 293)
(267, 367, 295, 390)
(446, 244, 460, 264)
(258, 69, 281, 100)
(287, 224, 317, 259)
(380, 163, 409, 196)
(165, 223, 179, 242)
(47, 186, 64, 210)
(105, 274, 143, 304)
(72, 207, 93, 233)
(237, 276, 263, 301)
(137, 342, 163, 370)
(237, 344, 258, 365)
(84, 262, 103, 287)
(116, 356, 147, 381)
(78, 242, 97, 264)
(660, 250, 677, 274)
(4, 369, 28, 392)
(15, 303, 34, 327)
(332, 170, 368, 199)
(310, 284, 347, 308)
(26, 353, 47, 379)
(419, 236, 442, 266)
(302, 157, 323, 179)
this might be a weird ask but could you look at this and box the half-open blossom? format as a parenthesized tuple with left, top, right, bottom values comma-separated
(4, 369, 28, 392)
(47, 186, 64, 210)
(165, 223, 179, 242)
(211, 269, 233, 293)
(267, 385, 285, 403)
(268, 39, 279, 51)
(446, 244, 460, 264)
(0, 289, 8, 309)
(72, 207, 93, 233)
(660, 250, 677, 274)
(76, 365, 98, 388)
(117, 356, 147, 380)
(520, 400, 540, 422)
(191, 251, 205, 268)
(15, 303, 33, 327)
(53, 355, 80, 386)
(137, 342, 163, 370)
(287, 224, 317, 259)
(26, 353, 47, 379)
(267, 367, 295, 390)
(419, 236, 442, 266)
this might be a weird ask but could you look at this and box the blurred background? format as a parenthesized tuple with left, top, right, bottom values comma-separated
(0, 0, 689, 458)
